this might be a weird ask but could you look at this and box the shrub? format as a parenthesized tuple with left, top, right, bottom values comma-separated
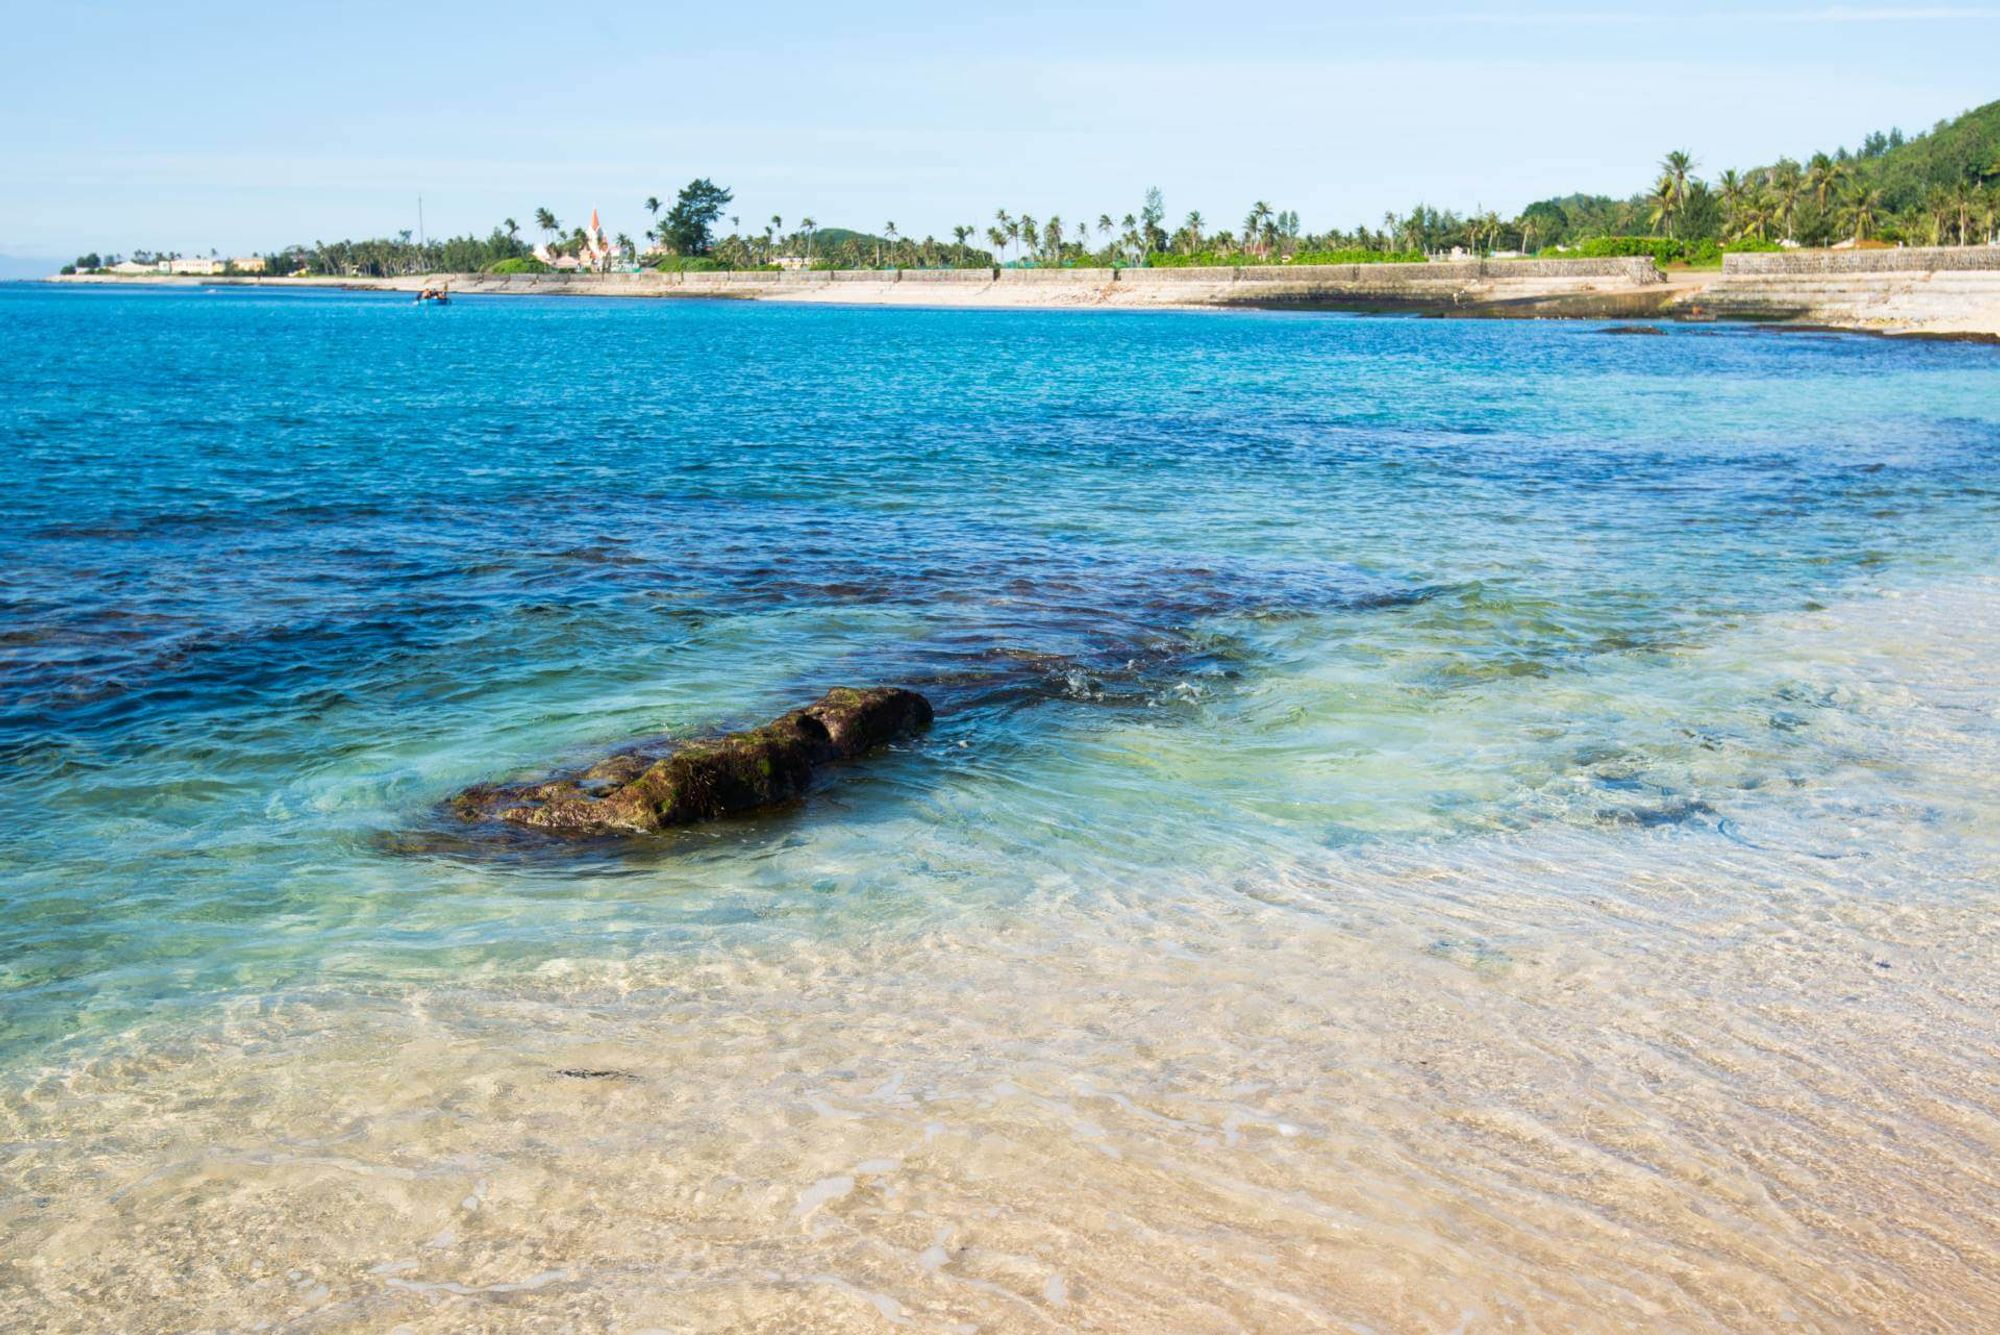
(486, 256, 551, 274)
(1569, 235, 1688, 265)
(1288, 248, 1426, 266)
(1146, 248, 1423, 268)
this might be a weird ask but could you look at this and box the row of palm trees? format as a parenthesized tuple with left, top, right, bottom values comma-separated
(1654, 150, 1999, 247)
(510, 141, 2000, 278)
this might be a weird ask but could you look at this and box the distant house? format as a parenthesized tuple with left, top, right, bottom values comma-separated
(166, 257, 221, 275)
(108, 260, 158, 275)
(229, 256, 267, 273)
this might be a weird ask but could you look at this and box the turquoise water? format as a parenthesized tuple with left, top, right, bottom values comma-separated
(2, 286, 1995, 1050)
(3, 284, 1999, 1328)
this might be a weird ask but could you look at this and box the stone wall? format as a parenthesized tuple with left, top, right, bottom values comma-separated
(1723, 246, 2000, 275)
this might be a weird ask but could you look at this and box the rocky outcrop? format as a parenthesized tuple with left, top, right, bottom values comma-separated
(452, 687, 932, 836)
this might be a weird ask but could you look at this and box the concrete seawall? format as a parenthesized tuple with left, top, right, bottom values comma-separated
(1721, 246, 2000, 276)
(1683, 247, 2000, 337)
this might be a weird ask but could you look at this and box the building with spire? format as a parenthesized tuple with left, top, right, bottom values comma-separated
(534, 207, 617, 271)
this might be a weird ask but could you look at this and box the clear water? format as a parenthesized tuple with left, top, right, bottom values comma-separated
(2, 285, 1997, 1329)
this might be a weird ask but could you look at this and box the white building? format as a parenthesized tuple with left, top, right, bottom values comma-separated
(534, 207, 616, 272)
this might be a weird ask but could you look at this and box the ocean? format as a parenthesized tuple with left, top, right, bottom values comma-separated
(2, 283, 1997, 1329)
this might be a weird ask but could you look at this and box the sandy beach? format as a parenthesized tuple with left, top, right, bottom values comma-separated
(47, 250, 2000, 339)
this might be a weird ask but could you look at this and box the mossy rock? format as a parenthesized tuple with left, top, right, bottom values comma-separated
(454, 687, 933, 836)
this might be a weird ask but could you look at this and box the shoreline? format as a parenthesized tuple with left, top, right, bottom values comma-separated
(42, 251, 2000, 340)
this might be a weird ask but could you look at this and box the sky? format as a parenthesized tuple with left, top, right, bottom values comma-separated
(2, 0, 1995, 269)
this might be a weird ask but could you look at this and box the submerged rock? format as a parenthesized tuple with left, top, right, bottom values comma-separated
(1600, 324, 1666, 336)
(452, 686, 933, 836)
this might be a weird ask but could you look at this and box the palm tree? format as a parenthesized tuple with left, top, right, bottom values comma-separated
(644, 196, 661, 220)
(1241, 202, 1273, 257)
(1846, 188, 1883, 244)
(503, 217, 521, 242)
(800, 216, 817, 264)
(1647, 176, 1678, 238)
(985, 225, 1007, 263)
(994, 209, 1013, 264)
(534, 208, 558, 244)
(1805, 154, 1836, 216)
(952, 225, 973, 265)
(1768, 162, 1803, 243)
(1734, 195, 1772, 243)
(1183, 210, 1205, 255)
(1952, 181, 1976, 245)
(1656, 150, 1696, 237)
(1717, 170, 1746, 237)
(1661, 150, 1695, 196)
(1924, 187, 1952, 245)
(1042, 215, 1063, 266)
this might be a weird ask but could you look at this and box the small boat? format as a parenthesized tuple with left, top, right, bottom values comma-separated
(415, 284, 450, 305)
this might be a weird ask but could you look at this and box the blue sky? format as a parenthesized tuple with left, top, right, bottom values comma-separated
(2, 1, 1995, 265)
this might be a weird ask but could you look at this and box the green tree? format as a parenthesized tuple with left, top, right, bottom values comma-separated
(1656, 150, 1697, 237)
(533, 208, 558, 244)
(1183, 210, 1205, 255)
(660, 179, 734, 256)
(1241, 201, 1273, 257)
(1767, 161, 1803, 242)
(1846, 187, 1883, 243)
(1141, 187, 1168, 255)
(1716, 169, 1746, 236)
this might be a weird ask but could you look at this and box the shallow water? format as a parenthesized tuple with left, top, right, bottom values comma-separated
(1, 285, 1997, 1330)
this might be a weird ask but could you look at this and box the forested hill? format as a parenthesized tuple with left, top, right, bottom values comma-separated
(1517, 97, 2000, 251)
(1796, 98, 2000, 211)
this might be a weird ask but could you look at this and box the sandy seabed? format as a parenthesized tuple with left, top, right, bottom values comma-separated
(4, 580, 1998, 1333)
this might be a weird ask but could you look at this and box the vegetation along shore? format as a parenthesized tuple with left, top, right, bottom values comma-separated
(51, 99, 2000, 338)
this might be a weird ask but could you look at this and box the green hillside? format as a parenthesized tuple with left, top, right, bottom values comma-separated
(1513, 97, 2000, 254)
(1839, 99, 2000, 211)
